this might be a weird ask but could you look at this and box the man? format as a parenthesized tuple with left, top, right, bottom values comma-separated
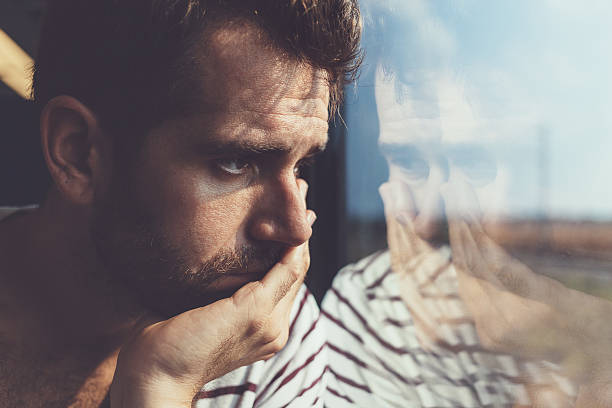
(322, 1, 612, 406)
(0, 0, 362, 406)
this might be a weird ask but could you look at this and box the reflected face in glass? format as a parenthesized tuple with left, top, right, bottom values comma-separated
(375, 68, 509, 247)
(91, 24, 329, 318)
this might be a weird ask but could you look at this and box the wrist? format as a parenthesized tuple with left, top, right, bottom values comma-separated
(111, 348, 201, 408)
(110, 371, 197, 408)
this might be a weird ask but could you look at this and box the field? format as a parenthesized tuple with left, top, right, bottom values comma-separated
(346, 218, 612, 301)
(487, 219, 612, 300)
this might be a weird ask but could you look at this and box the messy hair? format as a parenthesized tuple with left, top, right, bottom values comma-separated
(32, 0, 363, 135)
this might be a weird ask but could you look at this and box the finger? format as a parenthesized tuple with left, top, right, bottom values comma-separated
(261, 240, 309, 306)
(412, 246, 452, 290)
(449, 222, 496, 318)
(276, 240, 310, 313)
(461, 212, 537, 296)
(380, 181, 422, 261)
(305, 209, 317, 228)
(441, 177, 482, 223)
(231, 241, 308, 313)
(441, 181, 485, 260)
(442, 183, 468, 268)
(443, 181, 535, 295)
(452, 218, 504, 291)
(296, 178, 309, 203)
(445, 177, 524, 289)
(447, 216, 469, 272)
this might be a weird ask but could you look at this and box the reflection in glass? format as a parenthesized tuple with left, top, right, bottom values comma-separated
(324, 1, 612, 406)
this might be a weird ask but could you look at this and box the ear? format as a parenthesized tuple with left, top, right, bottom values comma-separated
(41, 96, 110, 205)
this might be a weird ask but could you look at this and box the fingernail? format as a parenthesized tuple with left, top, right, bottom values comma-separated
(307, 211, 317, 226)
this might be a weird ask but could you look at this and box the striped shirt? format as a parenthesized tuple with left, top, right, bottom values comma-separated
(194, 285, 328, 407)
(322, 250, 576, 407)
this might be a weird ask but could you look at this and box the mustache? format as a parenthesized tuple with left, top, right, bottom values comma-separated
(196, 244, 285, 278)
(161, 244, 286, 314)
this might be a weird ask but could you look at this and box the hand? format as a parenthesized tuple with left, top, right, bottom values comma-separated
(110, 181, 315, 408)
(441, 181, 612, 399)
(380, 181, 469, 348)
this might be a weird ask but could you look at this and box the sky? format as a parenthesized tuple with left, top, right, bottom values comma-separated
(346, 0, 612, 221)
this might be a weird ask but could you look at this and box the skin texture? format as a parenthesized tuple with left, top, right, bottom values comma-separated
(0, 23, 328, 407)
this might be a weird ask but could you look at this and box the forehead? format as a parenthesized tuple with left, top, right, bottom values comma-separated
(157, 22, 331, 152)
(196, 22, 330, 119)
(374, 66, 493, 147)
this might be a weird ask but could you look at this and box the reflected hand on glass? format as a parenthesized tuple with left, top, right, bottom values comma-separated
(380, 181, 469, 349)
(441, 181, 612, 405)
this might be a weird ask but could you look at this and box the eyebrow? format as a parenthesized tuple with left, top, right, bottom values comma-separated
(198, 139, 328, 158)
(378, 142, 422, 158)
(379, 141, 493, 162)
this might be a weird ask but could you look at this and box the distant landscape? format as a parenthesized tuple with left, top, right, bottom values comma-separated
(347, 217, 612, 301)
(487, 218, 612, 300)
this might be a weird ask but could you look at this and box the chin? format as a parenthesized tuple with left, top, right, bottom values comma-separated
(142, 272, 271, 319)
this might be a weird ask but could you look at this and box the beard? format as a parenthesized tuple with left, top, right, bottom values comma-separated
(90, 177, 283, 319)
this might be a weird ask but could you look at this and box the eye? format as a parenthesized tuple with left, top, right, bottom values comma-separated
(391, 156, 430, 181)
(458, 159, 498, 186)
(215, 158, 251, 175)
(451, 154, 498, 186)
(294, 156, 316, 178)
(382, 145, 430, 182)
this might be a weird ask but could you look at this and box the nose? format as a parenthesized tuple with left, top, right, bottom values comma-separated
(248, 175, 312, 247)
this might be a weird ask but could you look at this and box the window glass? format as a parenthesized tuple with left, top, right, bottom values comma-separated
(334, 1, 612, 404)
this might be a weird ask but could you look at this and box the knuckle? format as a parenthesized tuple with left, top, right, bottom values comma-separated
(233, 281, 265, 306)
(247, 315, 268, 336)
(261, 328, 280, 345)
(270, 331, 289, 352)
(286, 263, 303, 284)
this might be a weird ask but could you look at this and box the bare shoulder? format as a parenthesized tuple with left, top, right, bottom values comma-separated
(0, 344, 111, 408)
(0, 348, 68, 407)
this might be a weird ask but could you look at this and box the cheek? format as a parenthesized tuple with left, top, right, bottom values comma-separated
(137, 166, 253, 259)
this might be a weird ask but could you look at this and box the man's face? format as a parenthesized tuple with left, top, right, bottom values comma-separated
(376, 68, 509, 248)
(91, 24, 329, 318)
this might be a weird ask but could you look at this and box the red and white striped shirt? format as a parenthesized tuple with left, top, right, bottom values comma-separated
(322, 250, 576, 407)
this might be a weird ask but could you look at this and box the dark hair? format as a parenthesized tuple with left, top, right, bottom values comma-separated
(32, 0, 363, 136)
